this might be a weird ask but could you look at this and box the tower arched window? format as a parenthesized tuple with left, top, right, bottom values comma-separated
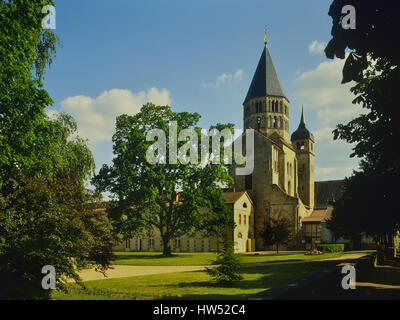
(273, 117, 277, 128)
(285, 105, 287, 115)
(280, 117, 283, 128)
(279, 101, 283, 113)
(269, 116, 272, 128)
(257, 116, 261, 130)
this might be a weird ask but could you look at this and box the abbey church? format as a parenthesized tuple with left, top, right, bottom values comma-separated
(232, 37, 316, 251)
(114, 36, 345, 253)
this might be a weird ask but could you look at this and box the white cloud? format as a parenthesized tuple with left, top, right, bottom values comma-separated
(292, 56, 366, 181)
(202, 69, 244, 88)
(57, 87, 172, 144)
(314, 166, 356, 181)
(233, 69, 243, 80)
(312, 126, 360, 181)
(308, 40, 325, 55)
(293, 54, 364, 126)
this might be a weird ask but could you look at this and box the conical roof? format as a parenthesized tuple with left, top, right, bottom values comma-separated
(291, 107, 314, 142)
(244, 45, 287, 104)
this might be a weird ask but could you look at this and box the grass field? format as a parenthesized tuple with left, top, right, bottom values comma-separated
(52, 260, 341, 300)
(112, 251, 345, 266)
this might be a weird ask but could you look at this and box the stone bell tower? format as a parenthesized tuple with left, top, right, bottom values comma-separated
(291, 107, 315, 208)
(243, 31, 290, 142)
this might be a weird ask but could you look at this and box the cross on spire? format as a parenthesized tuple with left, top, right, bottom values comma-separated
(264, 26, 268, 45)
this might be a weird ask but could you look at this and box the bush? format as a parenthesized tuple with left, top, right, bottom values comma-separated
(206, 241, 242, 284)
(316, 244, 344, 253)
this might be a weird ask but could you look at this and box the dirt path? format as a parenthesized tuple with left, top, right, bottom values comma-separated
(72, 253, 369, 282)
(69, 265, 209, 282)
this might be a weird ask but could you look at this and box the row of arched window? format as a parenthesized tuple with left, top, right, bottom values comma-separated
(245, 99, 288, 117)
(246, 115, 289, 130)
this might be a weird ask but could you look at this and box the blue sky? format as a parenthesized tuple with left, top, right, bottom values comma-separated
(44, 0, 362, 182)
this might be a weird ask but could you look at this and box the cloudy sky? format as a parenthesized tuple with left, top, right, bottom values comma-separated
(44, 0, 362, 183)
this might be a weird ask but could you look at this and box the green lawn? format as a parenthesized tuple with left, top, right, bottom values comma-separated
(52, 260, 340, 300)
(112, 251, 344, 266)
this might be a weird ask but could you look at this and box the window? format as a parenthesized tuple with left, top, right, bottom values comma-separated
(279, 101, 283, 113)
(245, 174, 252, 190)
(174, 239, 181, 249)
(244, 215, 247, 225)
(243, 202, 247, 208)
(239, 214, 242, 225)
(288, 181, 291, 194)
(257, 116, 261, 130)
(272, 148, 279, 172)
(280, 117, 283, 128)
(285, 105, 287, 115)
(273, 117, 277, 128)
(290, 163, 292, 176)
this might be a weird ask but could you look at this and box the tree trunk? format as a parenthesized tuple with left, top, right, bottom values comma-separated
(276, 242, 279, 254)
(162, 236, 172, 256)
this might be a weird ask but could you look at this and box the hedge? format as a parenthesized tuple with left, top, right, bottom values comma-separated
(316, 244, 345, 253)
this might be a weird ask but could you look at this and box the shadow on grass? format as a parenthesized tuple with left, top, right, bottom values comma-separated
(241, 259, 303, 265)
(112, 253, 192, 261)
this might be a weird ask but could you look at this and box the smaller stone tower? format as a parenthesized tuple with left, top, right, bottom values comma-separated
(291, 107, 314, 208)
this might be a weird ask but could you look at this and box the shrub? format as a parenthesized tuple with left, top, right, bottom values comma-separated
(206, 241, 242, 284)
(316, 243, 344, 253)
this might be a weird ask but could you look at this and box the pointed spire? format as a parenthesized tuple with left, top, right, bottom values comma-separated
(243, 44, 287, 104)
(300, 105, 306, 127)
(291, 106, 314, 142)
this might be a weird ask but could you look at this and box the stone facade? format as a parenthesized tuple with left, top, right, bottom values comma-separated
(114, 192, 255, 253)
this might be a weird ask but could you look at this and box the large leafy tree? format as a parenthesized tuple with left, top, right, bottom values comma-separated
(0, 1, 114, 299)
(93, 103, 235, 256)
(325, 0, 400, 246)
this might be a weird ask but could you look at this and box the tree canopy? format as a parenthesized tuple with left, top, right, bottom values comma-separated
(0, 1, 114, 299)
(93, 103, 235, 256)
(261, 215, 293, 254)
(325, 0, 400, 246)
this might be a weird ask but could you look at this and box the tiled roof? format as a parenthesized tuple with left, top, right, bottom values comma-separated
(223, 191, 247, 204)
(302, 207, 333, 223)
